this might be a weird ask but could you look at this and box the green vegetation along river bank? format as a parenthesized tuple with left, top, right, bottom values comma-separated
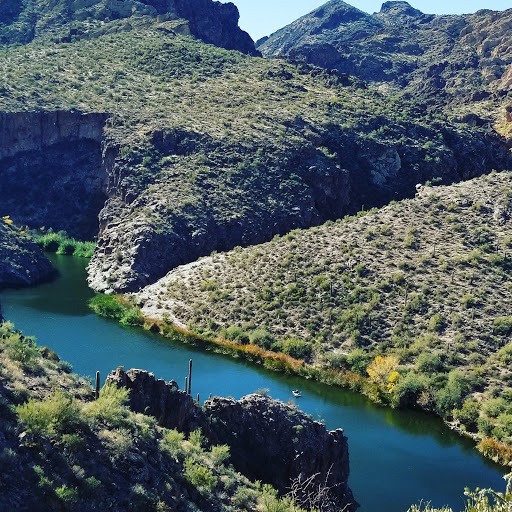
(132, 171, 512, 467)
(1, 253, 508, 512)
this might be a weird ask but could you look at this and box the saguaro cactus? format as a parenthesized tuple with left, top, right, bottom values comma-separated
(188, 359, 192, 395)
(95, 371, 100, 400)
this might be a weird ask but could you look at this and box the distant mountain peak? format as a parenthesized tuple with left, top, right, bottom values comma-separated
(379, 1, 423, 17)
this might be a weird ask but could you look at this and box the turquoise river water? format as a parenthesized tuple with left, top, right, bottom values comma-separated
(0, 254, 508, 512)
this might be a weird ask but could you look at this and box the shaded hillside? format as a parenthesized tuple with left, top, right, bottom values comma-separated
(0, 15, 509, 293)
(0, 322, 356, 511)
(133, 171, 512, 455)
(258, 1, 512, 120)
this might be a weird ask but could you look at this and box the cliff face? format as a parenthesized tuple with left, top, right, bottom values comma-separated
(0, 112, 109, 240)
(107, 368, 358, 511)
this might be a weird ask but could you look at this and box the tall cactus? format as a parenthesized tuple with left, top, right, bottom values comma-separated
(95, 371, 100, 400)
(188, 359, 192, 395)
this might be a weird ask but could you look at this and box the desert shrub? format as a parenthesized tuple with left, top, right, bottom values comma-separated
(428, 313, 445, 333)
(61, 433, 85, 453)
(82, 382, 130, 426)
(221, 325, 249, 343)
(493, 317, 512, 336)
(415, 352, 444, 374)
(346, 348, 371, 375)
(16, 391, 81, 436)
(483, 398, 508, 418)
(210, 444, 230, 465)
(495, 413, 512, 438)
(281, 338, 311, 360)
(7, 335, 39, 367)
(89, 295, 126, 319)
(435, 370, 470, 414)
(160, 429, 186, 458)
(453, 400, 480, 432)
(393, 372, 429, 407)
(119, 308, 144, 327)
(188, 428, 205, 450)
(55, 485, 78, 503)
(249, 328, 275, 349)
(183, 457, 217, 491)
(496, 343, 512, 364)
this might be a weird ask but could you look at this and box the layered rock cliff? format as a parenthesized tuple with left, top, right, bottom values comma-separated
(0, 112, 108, 240)
(107, 368, 358, 511)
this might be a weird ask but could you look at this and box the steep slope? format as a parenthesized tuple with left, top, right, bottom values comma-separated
(133, 171, 512, 459)
(0, 16, 509, 293)
(0, 0, 257, 55)
(0, 322, 356, 511)
(258, 1, 512, 116)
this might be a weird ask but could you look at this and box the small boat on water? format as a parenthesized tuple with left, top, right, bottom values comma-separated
(292, 389, 301, 398)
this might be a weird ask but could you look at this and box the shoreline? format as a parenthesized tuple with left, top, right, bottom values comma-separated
(90, 293, 512, 470)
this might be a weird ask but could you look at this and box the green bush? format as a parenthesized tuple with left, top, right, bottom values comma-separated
(435, 370, 470, 414)
(428, 313, 445, 333)
(347, 348, 371, 375)
(415, 352, 444, 374)
(493, 317, 512, 336)
(16, 391, 81, 437)
(453, 400, 480, 432)
(281, 338, 312, 360)
(183, 457, 217, 492)
(161, 429, 186, 457)
(82, 382, 130, 426)
(221, 325, 249, 343)
(393, 372, 429, 407)
(89, 295, 127, 319)
(210, 444, 230, 465)
(249, 328, 275, 349)
(55, 485, 78, 503)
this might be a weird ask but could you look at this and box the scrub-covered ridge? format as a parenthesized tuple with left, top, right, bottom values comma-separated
(134, 171, 512, 463)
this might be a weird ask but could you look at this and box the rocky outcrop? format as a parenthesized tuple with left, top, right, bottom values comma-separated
(0, 112, 109, 239)
(0, 222, 55, 288)
(258, 1, 512, 105)
(107, 368, 358, 511)
(0, 0, 257, 55)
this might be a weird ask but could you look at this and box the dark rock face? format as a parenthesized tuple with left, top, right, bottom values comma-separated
(107, 368, 358, 511)
(0, 0, 257, 56)
(0, 223, 55, 288)
(0, 112, 108, 239)
(159, 0, 257, 55)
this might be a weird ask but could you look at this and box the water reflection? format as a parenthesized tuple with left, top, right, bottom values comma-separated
(0, 254, 508, 512)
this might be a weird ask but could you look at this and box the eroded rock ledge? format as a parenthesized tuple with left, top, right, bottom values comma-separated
(107, 367, 358, 511)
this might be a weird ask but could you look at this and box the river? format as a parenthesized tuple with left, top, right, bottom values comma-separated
(0, 254, 507, 512)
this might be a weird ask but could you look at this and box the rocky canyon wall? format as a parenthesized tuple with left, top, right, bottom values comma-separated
(0, 111, 109, 239)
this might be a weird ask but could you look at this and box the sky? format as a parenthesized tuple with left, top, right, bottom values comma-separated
(227, 0, 512, 41)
